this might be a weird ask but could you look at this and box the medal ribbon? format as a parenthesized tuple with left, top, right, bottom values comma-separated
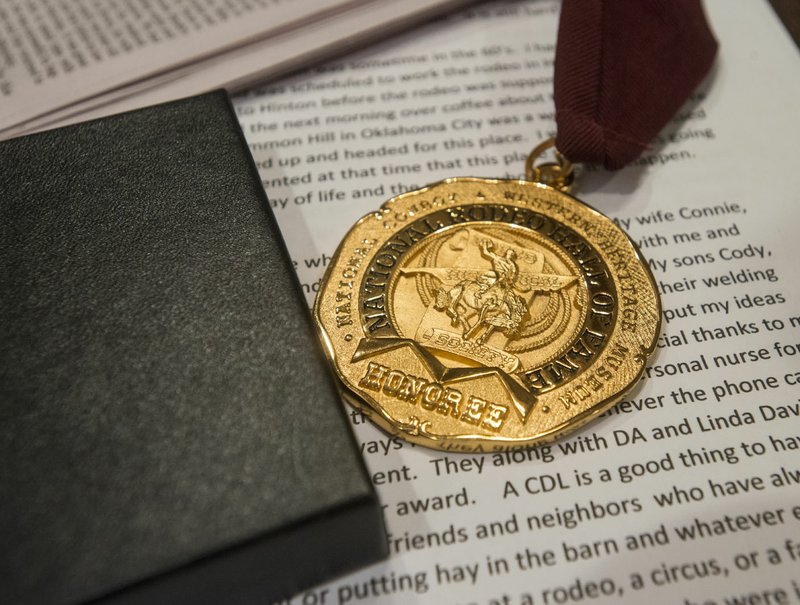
(554, 0, 718, 170)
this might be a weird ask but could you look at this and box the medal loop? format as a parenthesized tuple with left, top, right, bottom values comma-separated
(525, 137, 574, 193)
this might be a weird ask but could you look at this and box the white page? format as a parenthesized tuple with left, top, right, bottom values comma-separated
(0, 0, 476, 139)
(0, 0, 477, 140)
(0, 0, 360, 132)
(234, 1, 800, 603)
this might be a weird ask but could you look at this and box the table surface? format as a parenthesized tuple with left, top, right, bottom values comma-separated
(769, 0, 800, 47)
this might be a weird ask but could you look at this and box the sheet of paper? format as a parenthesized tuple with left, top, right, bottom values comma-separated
(0, 0, 476, 139)
(0, 0, 349, 128)
(234, 1, 800, 603)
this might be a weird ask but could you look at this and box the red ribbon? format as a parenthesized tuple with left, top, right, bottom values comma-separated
(554, 0, 718, 170)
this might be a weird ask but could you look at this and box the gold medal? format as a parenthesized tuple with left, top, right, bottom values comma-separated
(314, 142, 660, 451)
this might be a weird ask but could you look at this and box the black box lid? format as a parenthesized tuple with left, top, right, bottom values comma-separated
(0, 91, 386, 605)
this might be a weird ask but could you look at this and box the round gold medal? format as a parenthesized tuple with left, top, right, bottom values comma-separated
(314, 178, 660, 451)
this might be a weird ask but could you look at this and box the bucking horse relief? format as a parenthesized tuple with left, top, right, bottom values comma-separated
(399, 228, 580, 370)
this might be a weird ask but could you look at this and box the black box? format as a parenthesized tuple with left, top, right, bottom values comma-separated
(0, 92, 386, 605)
